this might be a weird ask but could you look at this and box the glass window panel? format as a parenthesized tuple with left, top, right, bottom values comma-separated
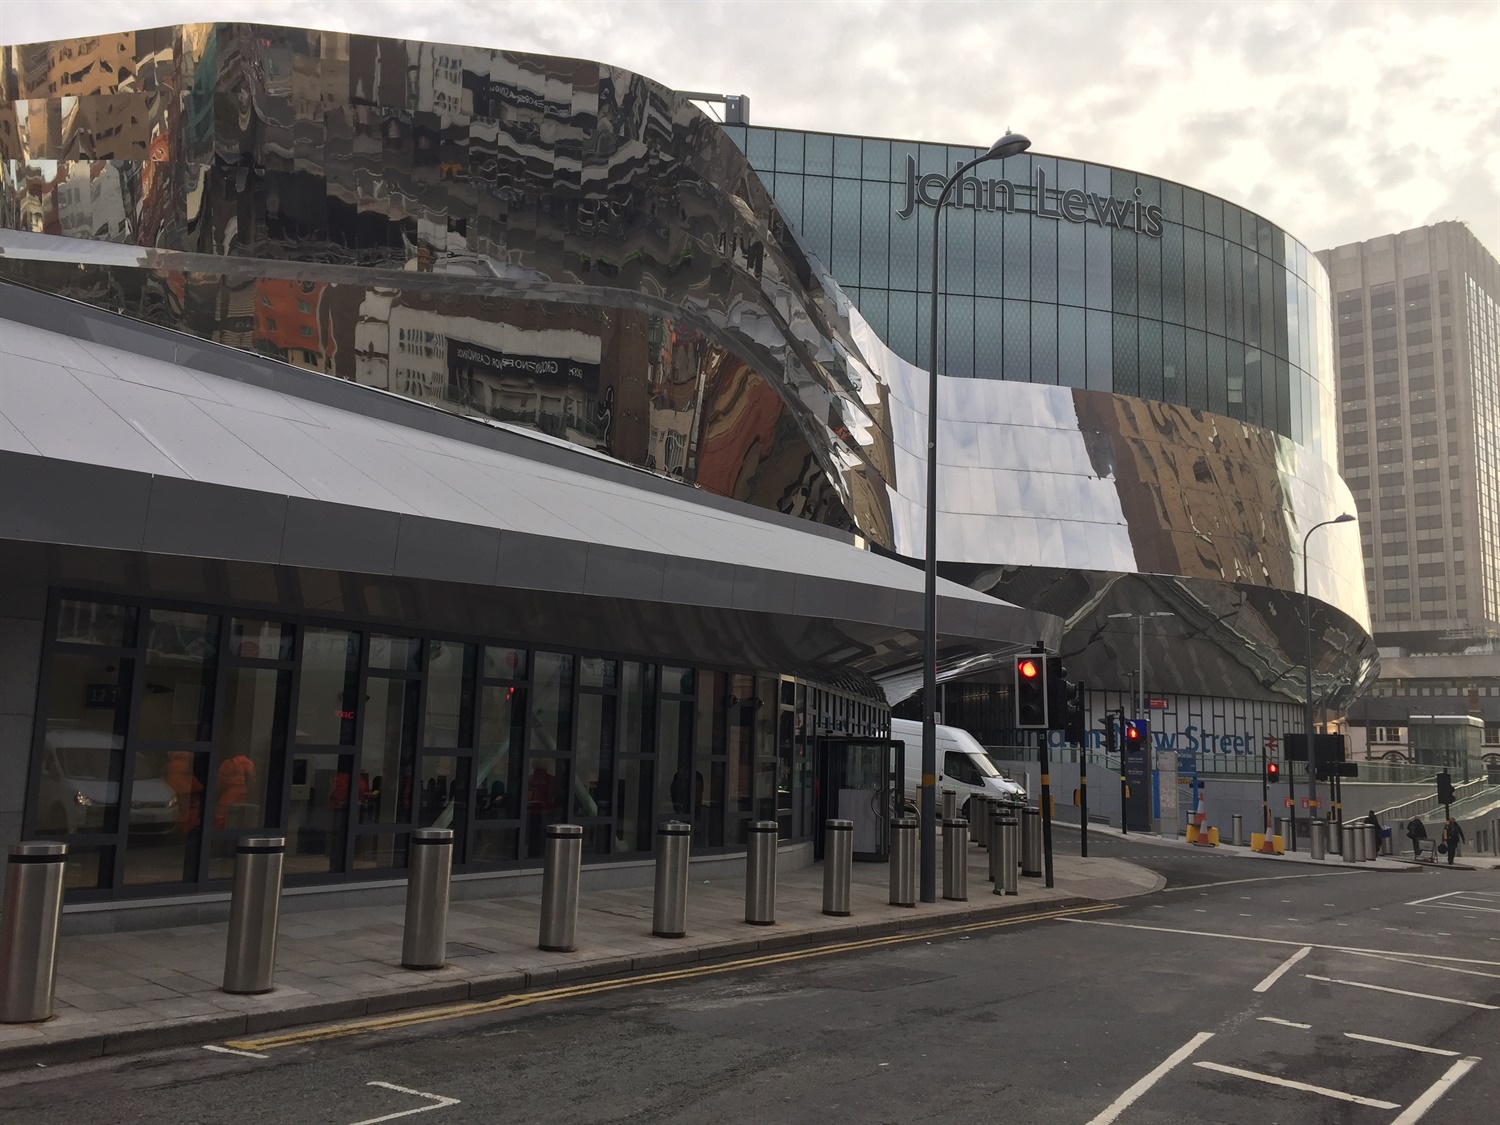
(369, 634, 420, 672)
(1163, 322, 1186, 407)
(1057, 220, 1085, 307)
(861, 137, 890, 180)
(54, 599, 136, 647)
(1136, 234, 1162, 321)
(38, 651, 132, 835)
(975, 203, 1003, 299)
(1058, 305, 1086, 388)
(476, 683, 524, 820)
(803, 132, 832, 176)
(773, 129, 802, 172)
(658, 698, 697, 817)
(745, 127, 774, 171)
(1202, 193, 1223, 237)
(1111, 227, 1137, 317)
(472, 827, 520, 864)
(1186, 328, 1209, 411)
(1138, 318, 1163, 401)
(296, 628, 359, 745)
(424, 641, 475, 748)
(1084, 222, 1112, 312)
(859, 180, 890, 288)
(1204, 237, 1226, 336)
(138, 610, 218, 742)
(975, 297, 1002, 379)
(663, 666, 694, 696)
(945, 295, 975, 378)
(359, 676, 418, 825)
(123, 749, 204, 886)
(1160, 222, 1185, 326)
(524, 756, 569, 857)
(887, 289, 917, 362)
(1031, 217, 1058, 305)
(482, 645, 527, 681)
(61, 845, 113, 891)
(830, 178, 861, 277)
(833, 134, 861, 177)
(726, 701, 755, 845)
(231, 619, 294, 661)
(1002, 213, 1030, 300)
(944, 202, 975, 297)
(353, 832, 409, 872)
(1031, 301, 1058, 385)
(1112, 313, 1140, 397)
(799, 176, 832, 264)
(579, 657, 617, 690)
(419, 754, 471, 852)
(575, 694, 615, 818)
(774, 172, 802, 231)
(620, 662, 653, 756)
(218, 666, 290, 830)
(1207, 333, 1228, 414)
(529, 652, 574, 754)
(612, 757, 654, 854)
(1086, 309, 1113, 392)
(287, 751, 352, 875)
(1183, 228, 1206, 331)
(1002, 299, 1030, 381)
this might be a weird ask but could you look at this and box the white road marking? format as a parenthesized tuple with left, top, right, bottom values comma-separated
(1084, 1031, 1215, 1125)
(1192, 1061, 1400, 1108)
(1407, 891, 1465, 907)
(1257, 1016, 1311, 1029)
(1253, 946, 1312, 993)
(1342, 949, 1500, 980)
(1058, 918, 1500, 966)
(1431, 902, 1500, 915)
(349, 1081, 461, 1125)
(202, 1044, 269, 1060)
(1304, 975, 1499, 1009)
(1161, 872, 1359, 893)
(1343, 1032, 1459, 1056)
(1389, 1056, 1482, 1125)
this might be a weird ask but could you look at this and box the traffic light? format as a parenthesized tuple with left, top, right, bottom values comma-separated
(1045, 656, 1064, 727)
(1266, 760, 1280, 783)
(1099, 712, 1118, 756)
(1063, 680, 1087, 745)
(1437, 771, 1456, 806)
(1123, 719, 1148, 749)
(1015, 653, 1047, 729)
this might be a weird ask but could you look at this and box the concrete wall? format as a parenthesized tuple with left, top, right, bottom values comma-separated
(0, 541, 46, 901)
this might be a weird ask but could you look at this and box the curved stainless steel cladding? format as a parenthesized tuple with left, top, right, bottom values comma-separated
(0, 23, 1375, 708)
(724, 126, 1335, 456)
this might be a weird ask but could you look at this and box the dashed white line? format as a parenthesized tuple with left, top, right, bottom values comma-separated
(1084, 1031, 1215, 1125)
(202, 1044, 269, 1060)
(1304, 975, 1499, 1009)
(1192, 1061, 1399, 1109)
(1254, 946, 1312, 993)
(1257, 1016, 1311, 1029)
(1389, 1056, 1482, 1125)
(1343, 1032, 1459, 1056)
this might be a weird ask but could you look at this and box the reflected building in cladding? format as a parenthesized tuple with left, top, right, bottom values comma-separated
(0, 24, 1373, 910)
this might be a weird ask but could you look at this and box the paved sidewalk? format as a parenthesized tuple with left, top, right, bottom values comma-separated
(0, 836, 1158, 1069)
(1055, 820, 1500, 870)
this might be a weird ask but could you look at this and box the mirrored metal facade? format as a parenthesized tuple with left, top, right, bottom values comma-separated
(0, 22, 1375, 722)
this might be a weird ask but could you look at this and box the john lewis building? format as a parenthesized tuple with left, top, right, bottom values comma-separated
(0, 24, 1371, 911)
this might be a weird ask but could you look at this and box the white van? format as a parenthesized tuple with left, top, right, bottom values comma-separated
(890, 718, 1026, 820)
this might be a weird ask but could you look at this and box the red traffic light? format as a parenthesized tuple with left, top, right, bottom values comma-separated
(1018, 658, 1040, 679)
(1267, 761, 1280, 779)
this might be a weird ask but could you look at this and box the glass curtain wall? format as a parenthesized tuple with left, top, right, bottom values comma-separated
(27, 592, 887, 901)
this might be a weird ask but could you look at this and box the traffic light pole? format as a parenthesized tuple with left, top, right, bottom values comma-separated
(1079, 741, 1089, 858)
(1115, 710, 1128, 836)
(1039, 730, 1055, 888)
(1261, 733, 1269, 837)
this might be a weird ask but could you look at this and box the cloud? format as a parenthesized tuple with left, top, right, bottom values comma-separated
(2, 0, 1497, 257)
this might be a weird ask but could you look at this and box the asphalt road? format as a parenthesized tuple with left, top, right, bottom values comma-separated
(3, 837, 1497, 1125)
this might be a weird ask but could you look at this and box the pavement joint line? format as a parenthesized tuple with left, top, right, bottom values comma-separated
(1303, 974, 1500, 1009)
(1343, 1032, 1461, 1057)
(1389, 1056, 1482, 1125)
(1252, 945, 1311, 993)
(1084, 1030, 1214, 1125)
(1058, 917, 1500, 966)
(225, 902, 1119, 1051)
(1191, 1060, 1400, 1109)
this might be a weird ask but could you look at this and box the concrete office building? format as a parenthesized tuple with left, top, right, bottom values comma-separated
(1317, 223, 1500, 765)
(0, 23, 1373, 914)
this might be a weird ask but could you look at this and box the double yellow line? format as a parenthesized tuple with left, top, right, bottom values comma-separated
(228, 901, 1116, 1052)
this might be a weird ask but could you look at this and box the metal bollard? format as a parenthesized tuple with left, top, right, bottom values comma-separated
(970, 797, 989, 845)
(996, 816, 1019, 895)
(0, 842, 68, 1022)
(823, 820, 853, 917)
(1309, 819, 1326, 861)
(1231, 814, 1244, 847)
(1275, 816, 1289, 846)
(538, 824, 583, 952)
(943, 819, 968, 901)
(1327, 819, 1342, 855)
(1354, 823, 1368, 862)
(889, 817, 917, 907)
(1021, 807, 1042, 877)
(988, 808, 1003, 882)
(941, 790, 958, 822)
(1342, 823, 1357, 863)
(1364, 822, 1380, 861)
(745, 820, 778, 925)
(223, 836, 285, 994)
(653, 821, 692, 938)
(402, 827, 453, 970)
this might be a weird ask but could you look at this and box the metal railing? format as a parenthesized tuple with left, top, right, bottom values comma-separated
(987, 745, 1446, 786)
(1377, 778, 1496, 823)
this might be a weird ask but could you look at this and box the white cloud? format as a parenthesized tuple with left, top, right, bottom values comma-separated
(3, 0, 1498, 256)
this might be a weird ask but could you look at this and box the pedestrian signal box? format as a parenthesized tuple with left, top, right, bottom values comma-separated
(1266, 761, 1280, 783)
(1123, 719, 1148, 746)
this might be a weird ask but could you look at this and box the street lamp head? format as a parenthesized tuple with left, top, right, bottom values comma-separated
(1333, 513, 1356, 524)
(984, 132, 1031, 161)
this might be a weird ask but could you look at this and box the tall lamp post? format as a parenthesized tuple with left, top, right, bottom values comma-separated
(921, 130, 1031, 904)
(1303, 513, 1356, 825)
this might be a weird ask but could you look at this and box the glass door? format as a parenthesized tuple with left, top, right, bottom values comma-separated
(815, 737, 902, 861)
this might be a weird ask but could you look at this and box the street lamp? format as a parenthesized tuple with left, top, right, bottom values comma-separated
(1108, 611, 1176, 718)
(1303, 513, 1356, 827)
(921, 130, 1031, 904)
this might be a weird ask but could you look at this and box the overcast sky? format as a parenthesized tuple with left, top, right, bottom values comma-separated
(4, 0, 1497, 258)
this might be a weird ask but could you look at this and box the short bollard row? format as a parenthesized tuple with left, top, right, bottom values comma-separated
(1, 807, 1056, 1020)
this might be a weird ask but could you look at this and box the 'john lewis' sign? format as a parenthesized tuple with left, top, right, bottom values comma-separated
(895, 154, 1164, 238)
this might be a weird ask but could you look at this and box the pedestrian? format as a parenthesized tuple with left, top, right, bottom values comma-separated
(1406, 815, 1427, 860)
(1367, 809, 1384, 856)
(1442, 816, 1465, 865)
